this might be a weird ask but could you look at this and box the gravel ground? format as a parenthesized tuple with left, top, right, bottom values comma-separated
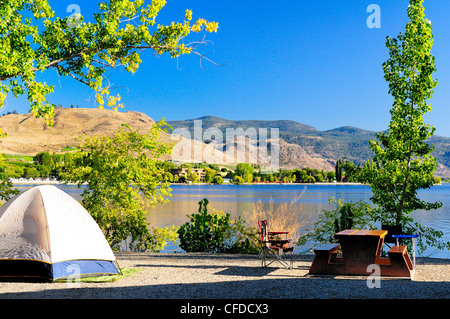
(0, 253, 448, 300)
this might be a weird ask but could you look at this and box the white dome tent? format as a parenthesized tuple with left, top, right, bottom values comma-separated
(0, 185, 119, 280)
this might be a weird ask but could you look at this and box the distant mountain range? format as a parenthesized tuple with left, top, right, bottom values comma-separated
(0, 110, 449, 177)
(166, 116, 450, 178)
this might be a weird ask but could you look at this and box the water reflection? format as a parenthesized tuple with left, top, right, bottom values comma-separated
(146, 184, 373, 225)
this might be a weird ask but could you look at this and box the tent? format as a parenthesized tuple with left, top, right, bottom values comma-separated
(0, 185, 119, 281)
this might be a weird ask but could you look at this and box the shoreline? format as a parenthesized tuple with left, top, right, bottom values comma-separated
(10, 179, 83, 186)
(10, 179, 364, 186)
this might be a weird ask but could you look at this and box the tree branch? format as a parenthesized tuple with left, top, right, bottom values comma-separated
(67, 72, 90, 86)
(1, 40, 225, 82)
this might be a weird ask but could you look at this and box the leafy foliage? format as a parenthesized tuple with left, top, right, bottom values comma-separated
(61, 121, 174, 251)
(177, 198, 259, 254)
(301, 198, 375, 247)
(234, 163, 254, 183)
(150, 224, 180, 252)
(0, 0, 218, 125)
(0, 154, 19, 202)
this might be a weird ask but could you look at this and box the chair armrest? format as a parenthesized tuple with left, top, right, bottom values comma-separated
(392, 234, 419, 239)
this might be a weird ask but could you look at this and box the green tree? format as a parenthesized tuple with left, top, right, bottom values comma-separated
(33, 151, 54, 169)
(305, 175, 315, 183)
(360, 0, 448, 252)
(292, 169, 307, 182)
(0, 0, 218, 126)
(326, 171, 335, 182)
(316, 173, 324, 182)
(341, 160, 359, 182)
(178, 175, 186, 183)
(0, 154, 19, 201)
(233, 175, 244, 184)
(36, 164, 51, 178)
(204, 167, 217, 183)
(6, 164, 24, 179)
(63, 152, 74, 169)
(335, 159, 342, 182)
(187, 168, 199, 183)
(24, 165, 40, 179)
(213, 175, 224, 184)
(234, 163, 254, 183)
(61, 122, 174, 252)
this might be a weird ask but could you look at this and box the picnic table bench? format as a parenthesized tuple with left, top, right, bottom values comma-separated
(309, 229, 416, 278)
(309, 243, 342, 274)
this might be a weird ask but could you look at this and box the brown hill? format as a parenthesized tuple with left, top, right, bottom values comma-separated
(0, 108, 230, 164)
(0, 108, 159, 155)
(278, 139, 334, 171)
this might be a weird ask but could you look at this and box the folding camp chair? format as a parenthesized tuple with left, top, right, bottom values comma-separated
(258, 220, 294, 269)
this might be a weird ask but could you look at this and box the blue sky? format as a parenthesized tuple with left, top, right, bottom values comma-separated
(7, 1, 450, 137)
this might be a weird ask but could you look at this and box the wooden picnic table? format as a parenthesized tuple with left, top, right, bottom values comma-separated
(309, 229, 415, 278)
(334, 229, 387, 275)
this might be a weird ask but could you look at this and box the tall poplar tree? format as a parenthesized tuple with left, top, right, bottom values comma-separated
(361, 0, 442, 231)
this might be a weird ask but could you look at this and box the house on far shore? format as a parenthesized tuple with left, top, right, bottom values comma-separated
(171, 167, 206, 182)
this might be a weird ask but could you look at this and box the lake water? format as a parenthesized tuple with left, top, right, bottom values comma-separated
(13, 183, 450, 258)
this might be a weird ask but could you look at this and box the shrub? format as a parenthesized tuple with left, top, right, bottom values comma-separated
(150, 225, 180, 252)
(213, 175, 224, 184)
(233, 175, 244, 184)
(177, 198, 259, 254)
